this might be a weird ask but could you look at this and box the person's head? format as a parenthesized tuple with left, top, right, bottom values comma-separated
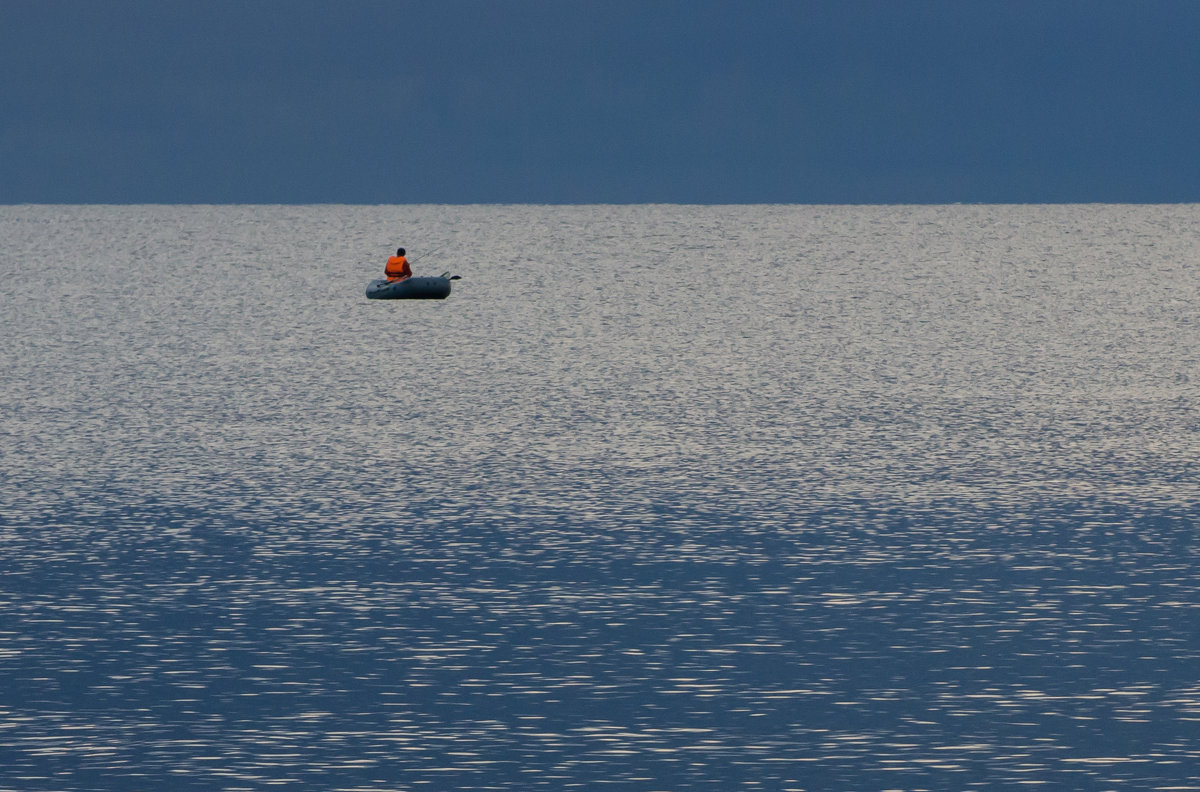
(397, 248, 406, 256)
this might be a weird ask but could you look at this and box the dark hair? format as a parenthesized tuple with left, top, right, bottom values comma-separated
(397, 248, 406, 256)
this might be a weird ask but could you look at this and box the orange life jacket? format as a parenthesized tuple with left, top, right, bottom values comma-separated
(385, 255, 411, 281)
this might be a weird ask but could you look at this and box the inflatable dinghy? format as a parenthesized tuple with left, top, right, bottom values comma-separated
(366, 273, 460, 300)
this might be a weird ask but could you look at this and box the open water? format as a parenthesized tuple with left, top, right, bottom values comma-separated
(2, 204, 1200, 790)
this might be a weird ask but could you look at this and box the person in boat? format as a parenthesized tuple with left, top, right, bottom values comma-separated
(384, 248, 412, 281)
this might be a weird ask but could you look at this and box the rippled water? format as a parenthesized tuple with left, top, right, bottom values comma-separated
(3, 204, 1200, 790)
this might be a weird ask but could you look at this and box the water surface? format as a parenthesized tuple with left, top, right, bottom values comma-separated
(2, 204, 1200, 790)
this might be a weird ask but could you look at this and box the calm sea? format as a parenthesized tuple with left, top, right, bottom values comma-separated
(2, 204, 1199, 790)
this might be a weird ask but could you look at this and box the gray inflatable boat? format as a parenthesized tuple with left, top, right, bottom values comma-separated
(365, 273, 460, 300)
